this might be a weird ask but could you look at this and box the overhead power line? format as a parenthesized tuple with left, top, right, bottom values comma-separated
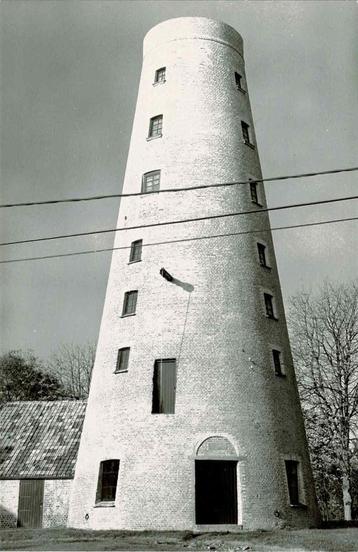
(1, 195, 357, 248)
(1, 166, 357, 208)
(0, 216, 356, 265)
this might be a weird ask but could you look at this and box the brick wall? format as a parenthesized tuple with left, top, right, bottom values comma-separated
(68, 17, 320, 531)
(0, 480, 19, 528)
(42, 480, 72, 528)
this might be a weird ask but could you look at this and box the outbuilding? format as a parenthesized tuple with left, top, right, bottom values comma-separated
(0, 400, 86, 528)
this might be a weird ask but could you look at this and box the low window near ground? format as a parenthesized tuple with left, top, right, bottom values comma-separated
(285, 460, 301, 506)
(96, 459, 120, 504)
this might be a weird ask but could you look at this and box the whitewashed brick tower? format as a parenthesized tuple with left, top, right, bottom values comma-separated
(68, 17, 319, 530)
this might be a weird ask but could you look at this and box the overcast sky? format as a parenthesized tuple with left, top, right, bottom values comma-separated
(1, 0, 357, 360)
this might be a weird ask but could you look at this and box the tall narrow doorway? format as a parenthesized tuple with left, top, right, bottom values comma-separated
(17, 479, 44, 528)
(195, 460, 238, 524)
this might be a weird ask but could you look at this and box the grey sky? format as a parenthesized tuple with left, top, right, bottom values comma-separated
(1, 0, 357, 359)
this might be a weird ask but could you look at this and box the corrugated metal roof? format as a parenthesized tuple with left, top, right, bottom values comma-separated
(0, 400, 86, 479)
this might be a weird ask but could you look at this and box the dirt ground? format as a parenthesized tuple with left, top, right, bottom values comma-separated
(1, 528, 358, 552)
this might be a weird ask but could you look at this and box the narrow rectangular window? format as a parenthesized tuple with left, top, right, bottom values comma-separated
(235, 72, 243, 89)
(264, 293, 276, 319)
(129, 239, 142, 263)
(148, 115, 163, 138)
(115, 347, 130, 373)
(249, 180, 259, 204)
(152, 359, 177, 414)
(272, 349, 283, 376)
(154, 67, 166, 83)
(257, 243, 268, 267)
(122, 290, 138, 316)
(96, 459, 119, 503)
(142, 170, 160, 193)
(241, 121, 252, 146)
(285, 460, 300, 506)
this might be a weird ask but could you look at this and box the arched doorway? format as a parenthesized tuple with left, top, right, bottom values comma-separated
(195, 437, 239, 525)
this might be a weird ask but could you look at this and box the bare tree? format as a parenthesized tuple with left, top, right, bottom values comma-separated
(288, 282, 358, 521)
(49, 343, 96, 399)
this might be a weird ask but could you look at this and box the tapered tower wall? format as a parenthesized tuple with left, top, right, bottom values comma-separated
(68, 17, 319, 530)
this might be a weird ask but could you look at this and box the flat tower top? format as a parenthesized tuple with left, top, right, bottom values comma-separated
(143, 17, 243, 58)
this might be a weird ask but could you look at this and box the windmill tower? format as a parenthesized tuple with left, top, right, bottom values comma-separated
(68, 17, 319, 531)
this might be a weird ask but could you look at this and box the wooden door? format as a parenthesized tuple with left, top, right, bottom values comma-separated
(17, 479, 44, 528)
(195, 460, 238, 524)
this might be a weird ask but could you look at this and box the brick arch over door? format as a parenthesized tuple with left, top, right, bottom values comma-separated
(196, 436, 237, 458)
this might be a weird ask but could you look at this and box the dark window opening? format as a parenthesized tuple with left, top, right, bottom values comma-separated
(249, 180, 259, 204)
(152, 359, 176, 414)
(148, 115, 163, 138)
(154, 67, 166, 83)
(241, 121, 253, 146)
(285, 460, 300, 506)
(96, 459, 120, 503)
(264, 293, 276, 319)
(122, 290, 138, 316)
(115, 348, 130, 373)
(235, 72, 243, 90)
(257, 243, 268, 267)
(142, 170, 160, 193)
(129, 239, 142, 262)
(272, 349, 283, 376)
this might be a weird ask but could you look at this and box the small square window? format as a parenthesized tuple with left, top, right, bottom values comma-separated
(264, 293, 276, 320)
(122, 290, 138, 316)
(148, 115, 163, 138)
(241, 121, 254, 147)
(142, 170, 160, 193)
(129, 240, 142, 263)
(154, 67, 166, 83)
(115, 347, 130, 373)
(235, 71, 244, 90)
(285, 460, 300, 506)
(96, 459, 119, 504)
(257, 243, 268, 268)
(272, 349, 284, 376)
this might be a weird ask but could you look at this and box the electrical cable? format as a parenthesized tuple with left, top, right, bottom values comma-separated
(0, 166, 357, 208)
(1, 195, 357, 248)
(0, 215, 356, 264)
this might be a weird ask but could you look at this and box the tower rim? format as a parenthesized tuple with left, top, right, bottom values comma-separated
(143, 16, 244, 58)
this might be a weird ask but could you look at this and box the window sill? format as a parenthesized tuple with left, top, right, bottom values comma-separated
(153, 80, 166, 86)
(114, 369, 128, 374)
(244, 141, 256, 150)
(275, 372, 286, 378)
(259, 264, 272, 271)
(94, 501, 115, 508)
(120, 313, 136, 318)
(266, 315, 279, 321)
(128, 259, 142, 265)
(151, 413, 175, 416)
(290, 503, 307, 510)
(251, 200, 263, 208)
(237, 86, 246, 94)
(146, 135, 162, 141)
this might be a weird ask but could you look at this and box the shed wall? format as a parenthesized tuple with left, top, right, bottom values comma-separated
(43, 480, 72, 528)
